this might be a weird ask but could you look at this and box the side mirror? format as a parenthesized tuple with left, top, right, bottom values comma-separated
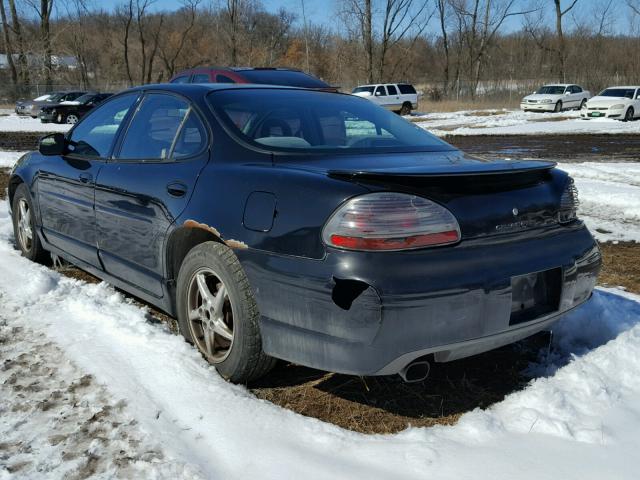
(375, 91, 382, 96)
(39, 133, 66, 156)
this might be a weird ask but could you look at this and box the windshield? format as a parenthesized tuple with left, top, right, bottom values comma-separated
(238, 70, 329, 88)
(33, 94, 51, 101)
(352, 86, 375, 94)
(536, 86, 566, 95)
(208, 89, 453, 154)
(73, 94, 97, 104)
(599, 88, 638, 99)
(46, 93, 66, 102)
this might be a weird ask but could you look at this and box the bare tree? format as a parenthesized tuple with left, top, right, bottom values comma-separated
(340, 0, 374, 82)
(554, 0, 579, 81)
(436, 0, 450, 93)
(451, 0, 533, 98)
(117, 0, 135, 85)
(8, 0, 29, 85)
(0, 0, 18, 84)
(158, 0, 201, 77)
(25, 0, 54, 88)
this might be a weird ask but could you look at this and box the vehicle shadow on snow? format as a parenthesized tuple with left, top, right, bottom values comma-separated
(250, 289, 640, 433)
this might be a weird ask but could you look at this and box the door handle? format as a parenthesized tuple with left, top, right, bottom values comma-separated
(79, 173, 93, 184)
(167, 182, 188, 197)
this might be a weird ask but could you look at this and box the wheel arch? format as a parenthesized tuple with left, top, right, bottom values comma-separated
(7, 174, 25, 208)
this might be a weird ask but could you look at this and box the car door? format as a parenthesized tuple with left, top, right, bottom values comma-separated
(94, 92, 209, 298)
(386, 84, 402, 111)
(373, 85, 389, 109)
(36, 93, 139, 266)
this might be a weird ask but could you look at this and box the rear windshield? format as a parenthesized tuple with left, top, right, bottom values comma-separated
(398, 84, 417, 94)
(238, 70, 329, 88)
(352, 86, 375, 94)
(599, 88, 638, 99)
(536, 86, 566, 95)
(208, 89, 453, 154)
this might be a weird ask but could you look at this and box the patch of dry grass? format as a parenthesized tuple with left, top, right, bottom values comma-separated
(598, 241, 640, 294)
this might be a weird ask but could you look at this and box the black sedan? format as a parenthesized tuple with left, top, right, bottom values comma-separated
(39, 92, 113, 124)
(8, 84, 601, 383)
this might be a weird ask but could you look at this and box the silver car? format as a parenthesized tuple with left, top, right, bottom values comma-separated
(15, 91, 86, 118)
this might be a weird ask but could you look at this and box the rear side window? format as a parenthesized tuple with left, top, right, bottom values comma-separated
(398, 84, 416, 94)
(572, 86, 582, 93)
(68, 94, 138, 158)
(118, 93, 204, 161)
(216, 74, 236, 83)
(238, 70, 329, 88)
(192, 73, 210, 83)
(387, 85, 398, 95)
(171, 75, 190, 84)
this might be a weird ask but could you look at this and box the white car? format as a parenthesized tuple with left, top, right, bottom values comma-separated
(520, 84, 591, 112)
(580, 86, 640, 121)
(352, 83, 418, 115)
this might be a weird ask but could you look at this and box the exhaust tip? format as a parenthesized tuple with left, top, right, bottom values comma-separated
(398, 360, 430, 383)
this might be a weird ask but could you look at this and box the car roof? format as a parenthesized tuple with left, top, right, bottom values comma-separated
(541, 84, 575, 87)
(604, 85, 640, 89)
(179, 66, 304, 73)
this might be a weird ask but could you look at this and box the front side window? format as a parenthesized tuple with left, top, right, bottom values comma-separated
(118, 93, 204, 161)
(192, 73, 210, 83)
(208, 89, 452, 154)
(375, 86, 387, 96)
(68, 93, 138, 158)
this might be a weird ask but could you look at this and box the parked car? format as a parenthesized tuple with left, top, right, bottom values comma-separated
(15, 91, 87, 118)
(351, 83, 419, 115)
(580, 86, 640, 121)
(8, 84, 601, 383)
(170, 67, 337, 91)
(39, 93, 113, 124)
(520, 84, 591, 112)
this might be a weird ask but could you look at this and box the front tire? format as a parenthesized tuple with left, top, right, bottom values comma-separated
(176, 241, 275, 383)
(65, 114, 79, 124)
(554, 101, 563, 113)
(12, 184, 49, 263)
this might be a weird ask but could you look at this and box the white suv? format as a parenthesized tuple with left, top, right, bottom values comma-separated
(352, 83, 418, 115)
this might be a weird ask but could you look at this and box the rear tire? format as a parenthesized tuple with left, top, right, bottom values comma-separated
(554, 101, 562, 113)
(399, 102, 412, 116)
(11, 184, 49, 263)
(176, 241, 276, 383)
(579, 99, 587, 110)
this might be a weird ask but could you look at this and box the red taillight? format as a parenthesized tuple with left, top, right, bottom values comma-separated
(322, 192, 461, 251)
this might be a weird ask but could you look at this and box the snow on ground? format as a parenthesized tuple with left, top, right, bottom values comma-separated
(1, 198, 640, 479)
(0, 113, 70, 133)
(412, 108, 640, 136)
(0, 151, 28, 168)
(559, 162, 640, 242)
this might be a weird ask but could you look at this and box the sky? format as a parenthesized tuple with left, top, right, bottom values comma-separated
(92, 0, 629, 35)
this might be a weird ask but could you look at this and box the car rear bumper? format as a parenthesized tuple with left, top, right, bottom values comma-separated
(239, 223, 601, 375)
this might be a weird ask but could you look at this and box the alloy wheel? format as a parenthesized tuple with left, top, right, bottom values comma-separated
(66, 114, 79, 124)
(186, 267, 235, 363)
(16, 198, 33, 252)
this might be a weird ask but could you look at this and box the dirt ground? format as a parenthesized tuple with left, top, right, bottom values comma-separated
(1, 167, 638, 434)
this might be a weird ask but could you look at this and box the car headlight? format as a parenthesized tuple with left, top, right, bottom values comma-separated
(540, 99, 553, 104)
(558, 177, 579, 224)
(610, 104, 625, 110)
